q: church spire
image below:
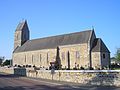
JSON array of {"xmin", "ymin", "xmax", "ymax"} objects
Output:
[
  {"xmin": 92, "ymin": 26, "xmax": 94, "ymax": 31},
  {"xmin": 14, "ymin": 20, "xmax": 30, "ymax": 50},
  {"xmin": 16, "ymin": 20, "xmax": 28, "ymax": 31}
]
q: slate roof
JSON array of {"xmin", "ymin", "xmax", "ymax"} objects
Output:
[
  {"xmin": 92, "ymin": 38, "xmax": 110, "ymax": 53},
  {"xmin": 14, "ymin": 30, "xmax": 92, "ymax": 53}
]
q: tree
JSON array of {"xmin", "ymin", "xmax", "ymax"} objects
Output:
[
  {"xmin": 115, "ymin": 48, "xmax": 120, "ymax": 61},
  {"xmin": 2, "ymin": 60, "xmax": 10, "ymax": 66},
  {"xmin": 0, "ymin": 56, "xmax": 5, "ymax": 65}
]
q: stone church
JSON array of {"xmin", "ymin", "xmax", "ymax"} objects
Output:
[{"xmin": 12, "ymin": 20, "xmax": 110, "ymax": 69}]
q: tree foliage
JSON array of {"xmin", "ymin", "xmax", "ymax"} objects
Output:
[
  {"xmin": 115, "ymin": 48, "xmax": 120, "ymax": 61},
  {"xmin": 2, "ymin": 60, "xmax": 10, "ymax": 66}
]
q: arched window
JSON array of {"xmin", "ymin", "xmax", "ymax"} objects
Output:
[
  {"xmin": 76, "ymin": 51, "xmax": 80, "ymax": 59},
  {"xmin": 47, "ymin": 53, "xmax": 49, "ymax": 64},
  {"xmin": 39, "ymin": 54, "xmax": 41, "ymax": 62},
  {"xmin": 32, "ymin": 55, "xmax": 33, "ymax": 63},
  {"xmin": 61, "ymin": 52, "xmax": 65, "ymax": 60},
  {"xmin": 103, "ymin": 54, "xmax": 105, "ymax": 59},
  {"xmin": 25, "ymin": 55, "xmax": 26, "ymax": 63},
  {"xmin": 15, "ymin": 34, "xmax": 19, "ymax": 40}
]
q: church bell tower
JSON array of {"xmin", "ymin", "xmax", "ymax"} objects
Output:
[{"xmin": 14, "ymin": 20, "xmax": 30, "ymax": 50}]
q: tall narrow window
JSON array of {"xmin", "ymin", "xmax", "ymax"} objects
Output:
[
  {"xmin": 17, "ymin": 34, "xmax": 20, "ymax": 40},
  {"xmin": 76, "ymin": 51, "xmax": 80, "ymax": 59},
  {"xmin": 61, "ymin": 52, "xmax": 65, "ymax": 60},
  {"xmin": 16, "ymin": 34, "xmax": 18, "ymax": 40},
  {"xmin": 47, "ymin": 53, "xmax": 49, "ymax": 64},
  {"xmin": 32, "ymin": 55, "xmax": 33, "ymax": 63},
  {"xmin": 103, "ymin": 54, "xmax": 105, "ymax": 59},
  {"xmin": 39, "ymin": 54, "xmax": 41, "ymax": 62},
  {"xmin": 25, "ymin": 55, "xmax": 26, "ymax": 63}
]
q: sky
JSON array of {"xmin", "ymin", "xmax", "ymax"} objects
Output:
[{"xmin": 0, "ymin": 0, "xmax": 120, "ymax": 59}]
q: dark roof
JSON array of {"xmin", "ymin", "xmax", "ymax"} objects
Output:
[
  {"xmin": 92, "ymin": 38, "xmax": 110, "ymax": 53},
  {"xmin": 14, "ymin": 30, "xmax": 92, "ymax": 53},
  {"xmin": 16, "ymin": 20, "xmax": 28, "ymax": 31}
]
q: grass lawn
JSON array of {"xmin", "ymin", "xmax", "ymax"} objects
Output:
[{"xmin": 112, "ymin": 68, "xmax": 120, "ymax": 70}]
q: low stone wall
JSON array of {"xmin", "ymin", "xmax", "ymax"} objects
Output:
[
  {"xmin": 27, "ymin": 70, "xmax": 120, "ymax": 86},
  {"xmin": 0, "ymin": 67, "xmax": 120, "ymax": 86},
  {"xmin": 0, "ymin": 67, "xmax": 14, "ymax": 74},
  {"xmin": 0, "ymin": 67, "xmax": 34, "ymax": 76}
]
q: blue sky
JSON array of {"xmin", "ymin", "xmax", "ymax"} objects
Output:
[{"xmin": 0, "ymin": 0, "xmax": 120, "ymax": 59}]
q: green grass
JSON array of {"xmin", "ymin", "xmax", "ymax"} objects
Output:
[{"xmin": 111, "ymin": 68, "xmax": 120, "ymax": 70}]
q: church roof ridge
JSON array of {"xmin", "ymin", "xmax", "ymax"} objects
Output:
[{"xmin": 30, "ymin": 30, "xmax": 92, "ymax": 41}]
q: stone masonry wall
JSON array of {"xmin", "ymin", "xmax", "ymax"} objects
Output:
[
  {"xmin": 91, "ymin": 52, "xmax": 110, "ymax": 69},
  {"xmin": 0, "ymin": 67, "xmax": 14, "ymax": 74},
  {"xmin": 1, "ymin": 68, "xmax": 120, "ymax": 86},
  {"xmin": 27, "ymin": 69, "xmax": 120, "ymax": 86},
  {"xmin": 101, "ymin": 52, "xmax": 110, "ymax": 68},
  {"xmin": 91, "ymin": 52, "xmax": 101, "ymax": 69},
  {"xmin": 14, "ymin": 31, "xmax": 22, "ymax": 49},
  {"xmin": 13, "ymin": 43, "xmax": 89, "ymax": 69}
]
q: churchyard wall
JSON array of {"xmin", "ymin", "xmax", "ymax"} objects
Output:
[{"xmin": 0, "ymin": 67, "xmax": 120, "ymax": 86}]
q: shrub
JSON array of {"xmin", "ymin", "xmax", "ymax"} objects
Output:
[
  {"xmin": 61, "ymin": 68, "xmax": 66, "ymax": 70},
  {"xmin": 33, "ymin": 65, "xmax": 36, "ymax": 68},
  {"xmin": 18, "ymin": 65, "xmax": 21, "ymax": 68},
  {"xmin": 89, "ymin": 67, "xmax": 94, "ymax": 70},
  {"xmin": 14, "ymin": 64, "xmax": 17, "ymax": 67},
  {"xmin": 73, "ymin": 67, "xmax": 77, "ymax": 70},
  {"xmin": 80, "ymin": 66, "xmax": 85, "ymax": 70},
  {"xmin": 28, "ymin": 65, "xmax": 31, "ymax": 68}
]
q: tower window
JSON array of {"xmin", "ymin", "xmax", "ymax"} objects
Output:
[
  {"xmin": 61, "ymin": 52, "xmax": 65, "ymax": 60},
  {"xmin": 47, "ymin": 53, "xmax": 49, "ymax": 64},
  {"xmin": 25, "ymin": 55, "xmax": 26, "ymax": 63},
  {"xmin": 17, "ymin": 34, "xmax": 19, "ymax": 40},
  {"xmin": 39, "ymin": 54, "xmax": 41, "ymax": 62},
  {"xmin": 76, "ymin": 51, "xmax": 80, "ymax": 59},
  {"xmin": 15, "ymin": 34, "xmax": 19, "ymax": 40},
  {"xmin": 32, "ymin": 55, "xmax": 33, "ymax": 63},
  {"xmin": 103, "ymin": 54, "xmax": 105, "ymax": 59}
]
